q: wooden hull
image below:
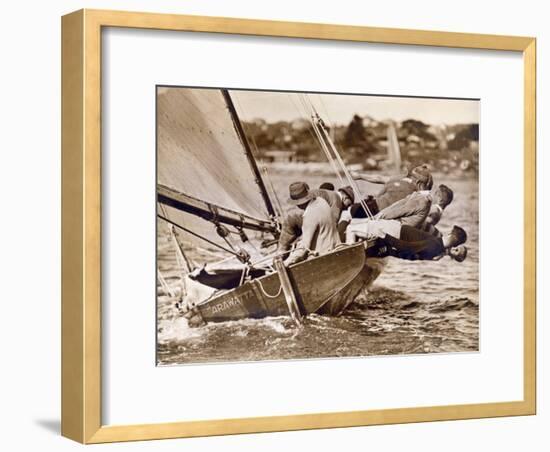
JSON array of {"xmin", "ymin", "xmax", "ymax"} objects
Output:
[
  {"xmin": 317, "ymin": 257, "xmax": 386, "ymax": 316},
  {"xmin": 196, "ymin": 243, "xmax": 366, "ymax": 323}
]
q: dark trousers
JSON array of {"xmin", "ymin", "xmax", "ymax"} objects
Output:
[{"xmin": 349, "ymin": 196, "xmax": 379, "ymax": 218}]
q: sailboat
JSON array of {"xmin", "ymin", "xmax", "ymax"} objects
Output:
[
  {"xmin": 157, "ymin": 87, "xmax": 382, "ymax": 327},
  {"xmin": 386, "ymin": 121, "xmax": 402, "ymax": 173}
]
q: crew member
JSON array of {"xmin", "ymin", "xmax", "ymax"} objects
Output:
[
  {"xmin": 277, "ymin": 184, "xmax": 354, "ymax": 252},
  {"xmin": 283, "ymin": 182, "xmax": 340, "ymax": 266},
  {"xmin": 346, "ymin": 218, "xmax": 468, "ymax": 262},
  {"xmin": 319, "ymin": 182, "xmax": 335, "ymax": 191},
  {"xmin": 312, "ymin": 185, "xmax": 355, "ymax": 224},
  {"xmin": 277, "ymin": 207, "xmax": 304, "ymax": 255},
  {"xmin": 421, "ymin": 184, "xmax": 454, "ymax": 236},
  {"xmin": 349, "ymin": 164, "xmax": 433, "ymax": 217},
  {"xmin": 375, "ymin": 190, "xmax": 432, "ymax": 228}
]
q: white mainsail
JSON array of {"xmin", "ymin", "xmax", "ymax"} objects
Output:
[{"xmin": 157, "ymin": 87, "xmax": 275, "ymax": 255}]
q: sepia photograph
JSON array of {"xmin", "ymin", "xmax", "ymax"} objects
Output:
[{"xmin": 156, "ymin": 86, "xmax": 479, "ymax": 365}]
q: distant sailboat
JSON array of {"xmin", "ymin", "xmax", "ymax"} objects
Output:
[{"xmin": 386, "ymin": 121, "xmax": 402, "ymax": 173}]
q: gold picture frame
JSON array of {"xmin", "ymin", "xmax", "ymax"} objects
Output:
[{"xmin": 61, "ymin": 9, "xmax": 536, "ymax": 444}]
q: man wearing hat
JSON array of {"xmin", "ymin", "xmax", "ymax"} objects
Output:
[
  {"xmin": 277, "ymin": 184, "xmax": 354, "ymax": 254},
  {"xmin": 282, "ymin": 182, "xmax": 341, "ymax": 266}
]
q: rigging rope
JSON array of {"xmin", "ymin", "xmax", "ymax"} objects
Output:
[
  {"xmin": 298, "ymin": 94, "xmax": 346, "ymax": 186},
  {"xmin": 311, "ymin": 116, "xmax": 345, "ymax": 186},
  {"xmin": 314, "ymin": 115, "xmax": 374, "ymax": 220},
  {"xmin": 159, "ymin": 203, "xmax": 189, "ymax": 295},
  {"xmin": 169, "ymin": 225, "xmax": 194, "ymax": 272},
  {"xmin": 157, "ymin": 269, "xmax": 175, "ymax": 298},
  {"xmin": 317, "ymin": 94, "xmax": 334, "ymax": 130},
  {"xmin": 286, "ymin": 94, "xmax": 344, "ymax": 185},
  {"xmin": 219, "ymin": 227, "xmax": 238, "ymax": 252},
  {"xmin": 255, "ymin": 278, "xmax": 284, "ymax": 299},
  {"xmin": 262, "ymin": 166, "xmax": 284, "ymax": 219},
  {"xmin": 158, "ymin": 213, "xmax": 242, "ymax": 258},
  {"xmin": 169, "ymin": 226, "xmax": 190, "ymax": 297},
  {"xmin": 300, "ymin": 94, "xmax": 374, "ymax": 220}
]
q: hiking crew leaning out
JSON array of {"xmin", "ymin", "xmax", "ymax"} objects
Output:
[
  {"xmin": 349, "ymin": 164, "xmax": 434, "ymax": 218},
  {"xmin": 421, "ymin": 184, "xmax": 454, "ymax": 236},
  {"xmin": 375, "ymin": 190, "xmax": 432, "ymax": 228},
  {"xmin": 346, "ymin": 218, "xmax": 468, "ymax": 262}
]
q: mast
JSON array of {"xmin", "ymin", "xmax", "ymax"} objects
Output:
[{"xmin": 221, "ymin": 89, "xmax": 276, "ymax": 218}]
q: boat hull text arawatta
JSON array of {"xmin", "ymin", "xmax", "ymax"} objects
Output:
[{"xmin": 186, "ymin": 243, "xmax": 381, "ymax": 325}]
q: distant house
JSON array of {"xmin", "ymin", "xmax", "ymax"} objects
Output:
[
  {"xmin": 260, "ymin": 150, "xmax": 297, "ymax": 163},
  {"xmin": 362, "ymin": 115, "xmax": 378, "ymax": 128},
  {"xmin": 406, "ymin": 134, "xmax": 422, "ymax": 148}
]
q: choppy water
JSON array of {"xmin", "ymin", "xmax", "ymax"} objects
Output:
[{"xmin": 157, "ymin": 171, "xmax": 479, "ymax": 365}]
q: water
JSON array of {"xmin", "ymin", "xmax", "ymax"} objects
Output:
[{"xmin": 157, "ymin": 169, "xmax": 479, "ymax": 365}]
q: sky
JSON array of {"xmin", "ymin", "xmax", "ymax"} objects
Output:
[{"xmin": 231, "ymin": 90, "xmax": 479, "ymax": 126}]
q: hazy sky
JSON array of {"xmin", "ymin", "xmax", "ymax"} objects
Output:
[{"xmin": 231, "ymin": 90, "xmax": 479, "ymax": 126}]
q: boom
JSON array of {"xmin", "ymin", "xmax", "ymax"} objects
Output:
[{"xmin": 157, "ymin": 184, "xmax": 277, "ymax": 233}]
